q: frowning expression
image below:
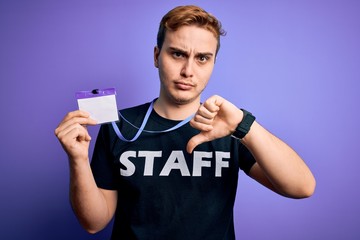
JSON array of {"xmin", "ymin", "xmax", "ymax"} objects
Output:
[{"xmin": 154, "ymin": 25, "xmax": 218, "ymax": 105}]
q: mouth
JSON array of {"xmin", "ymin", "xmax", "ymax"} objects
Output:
[{"xmin": 174, "ymin": 81, "xmax": 194, "ymax": 90}]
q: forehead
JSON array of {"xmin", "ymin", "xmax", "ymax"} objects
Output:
[{"xmin": 163, "ymin": 25, "xmax": 218, "ymax": 53}]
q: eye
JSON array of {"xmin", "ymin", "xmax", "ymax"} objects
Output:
[
  {"xmin": 172, "ymin": 51, "xmax": 185, "ymax": 58},
  {"xmin": 198, "ymin": 55, "xmax": 210, "ymax": 63}
]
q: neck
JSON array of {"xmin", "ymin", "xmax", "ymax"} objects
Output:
[{"xmin": 153, "ymin": 97, "xmax": 200, "ymax": 120}]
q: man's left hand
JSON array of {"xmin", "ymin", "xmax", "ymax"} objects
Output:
[{"xmin": 186, "ymin": 95, "xmax": 243, "ymax": 153}]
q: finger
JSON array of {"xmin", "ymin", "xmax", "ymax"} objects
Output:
[
  {"xmin": 56, "ymin": 124, "xmax": 89, "ymax": 143},
  {"xmin": 56, "ymin": 110, "xmax": 96, "ymax": 134},
  {"xmin": 203, "ymin": 99, "xmax": 220, "ymax": 113},
  {"xmin": 196, "ymin": 104, "xmax": 218, "ymax": 120},
  {"xmin": 56, "ymin": 123, "xmax": 92, "ymax": 143},
  {"xmin": 61, "ymin": 110, "xmax": 91, "ymax": 122},
  {"xmin": 69, "ymin": 125, "xmax": 91, "ymax": 142},
  {"xmin": 192, "ymin": 114, "xmax": 214, "ymax": 126},
  {"xmin": 55, "ymin": 116, "xmax": 97, "ymax": 136},
  {"xmin": 57, "ymin": 127, "xmax": 91, "ymax": 159},
  {"xmin": 189, "ymin": 118, "xmax": 213, "ymax": 132},
  {"xmin": 204, "ymin": 95, "xmax": 225, "ymax": 110},
  {"xmin": 186, "ymin": 133, "xmax": 211, "ymax": 153}
]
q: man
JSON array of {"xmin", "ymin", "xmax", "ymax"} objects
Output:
[{"xmin": 55, "ymin": 5, "xmax": 315, "ymax": 240}]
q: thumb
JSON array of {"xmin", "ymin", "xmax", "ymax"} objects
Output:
[{"xmin": 186, "ymin": 133, "xmax": 210, "ymax": 153}]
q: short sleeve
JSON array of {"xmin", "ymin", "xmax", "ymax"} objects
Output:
[{"xmin": 238, "ymin": 143, "xmax": 256, "ymax": 175}]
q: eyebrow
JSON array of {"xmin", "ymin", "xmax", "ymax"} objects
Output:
[{"xmin": 168, "ymin": 47, "xmax": 214, "ymax": 58}]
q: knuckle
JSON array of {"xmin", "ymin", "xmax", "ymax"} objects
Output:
[{"xmin": 193, "ymin": 114, "xmax": 202, "ymax": 122}]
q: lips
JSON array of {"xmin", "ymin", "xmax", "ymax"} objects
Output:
[{"xmin": 174, "ymin": 81, "xmax": 194, "ymax": 90}]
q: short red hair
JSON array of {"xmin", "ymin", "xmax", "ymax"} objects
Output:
[{"xmin": 157, "ymin": 5, "xmax": 226, "ymax": 55}]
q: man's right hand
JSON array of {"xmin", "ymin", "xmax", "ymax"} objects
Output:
[
  {"xmin": 55, "ymin": 111, "xmax": 117, "ymax": 233},
  {"xmin": 55, "ymin": 110, "xmax": 97, "ymax": 163}
]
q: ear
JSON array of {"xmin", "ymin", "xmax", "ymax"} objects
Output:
[{"xmin": 154, "ymin": 46, "xmax": 160, "ymax": 68}]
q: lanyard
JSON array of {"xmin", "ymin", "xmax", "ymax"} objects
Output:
[{"xmin": 111, "ymin": 100, "xmax": 194, "ymax": 142}]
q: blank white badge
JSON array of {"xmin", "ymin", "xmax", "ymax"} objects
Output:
[{"xmin": 76, "ymin": 88, "xmax": 119, "ymax": 124}]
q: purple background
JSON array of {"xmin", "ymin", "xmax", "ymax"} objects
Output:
[{"xmin": 1, "ymin": 0, "xmax": 359, "ymax": 239}]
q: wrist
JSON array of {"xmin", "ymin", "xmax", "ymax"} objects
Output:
[
  {"xmin": 68, "ymin": 155, "xmax": 90, "ymax": 167},
  {"xmin": 232, "ymin": 109, "xmax": 256, "ymax": 139}
]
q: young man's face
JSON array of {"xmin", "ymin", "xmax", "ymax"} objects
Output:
[{"xmin": 154, "ymin": 25, "xmax": 218, "ymax": 105}]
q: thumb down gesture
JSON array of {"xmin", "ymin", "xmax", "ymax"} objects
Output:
[{"xmin": 186, "ymin": 95, "xmax": 244, "ymax": 153}]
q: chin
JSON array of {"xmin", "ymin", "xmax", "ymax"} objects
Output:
[
  {"xmin": 171, "ymin": 95, "xmax": 196, "ymax": 105},
  {"xmin": 174, "ymin": 98, "xmax": 198, "ymax": 105}
]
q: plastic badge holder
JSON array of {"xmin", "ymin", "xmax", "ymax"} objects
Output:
[{"xmin": 76, "ymin": 88, "xmax": 119, "ymax": 124}]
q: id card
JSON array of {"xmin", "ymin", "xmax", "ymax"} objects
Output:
[{"xmin": 76, "ymin": 88, "xmax": 119, "ymax": 124}]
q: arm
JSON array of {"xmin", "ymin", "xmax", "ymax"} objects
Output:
[
  {"xmin": 243, "ymin": 121, "xmax": 316, "ymax": 198},
  {"xmin": 187, "ymin": 95, "xmax": 316, "ymax": 199},
  {"xmin": 55, "ymin": 111, "xmax": 117, "ymax": 233}
]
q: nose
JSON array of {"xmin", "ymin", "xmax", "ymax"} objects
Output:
[{"xmin": 180, "ymin": 59, "xmax": 194, "ymax": 78}]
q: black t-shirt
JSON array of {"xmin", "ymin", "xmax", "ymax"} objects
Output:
[{"xmin": 91, "ymin": 101, "xmax": 256, "ymax": 240}]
